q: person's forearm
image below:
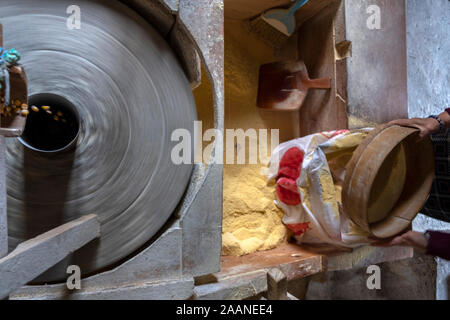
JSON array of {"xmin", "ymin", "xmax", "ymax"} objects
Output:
[
  {"xmin": 426, "ymin": 231, "xmax": 450, "ymax": 261},
  {"xmin": 439, "ymin": 109, "xmax": 450, "ymax": 129}
]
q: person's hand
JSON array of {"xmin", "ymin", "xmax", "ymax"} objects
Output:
[
  {"xmin": 371, "ymin": 231, "xmax": 429, "ymax": 253},
  {"xmin": 389, "ymin": 118, "xmax": 440, "ymax": 139}
]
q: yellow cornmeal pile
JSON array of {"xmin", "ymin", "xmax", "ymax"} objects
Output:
[
  {"xmin": 222, "ymin": 165, "xmax": 288, "ymax": 256},
  {"xmin": 221, "ymin": 20, "xmax": 293, "ymax": 256}
]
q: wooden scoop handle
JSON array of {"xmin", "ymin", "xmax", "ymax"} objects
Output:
[
  {"xmin": 293, "ymin": 69, "xmax": 331, "ymax": 90},
  {"xmin": 302, "ymin": 77, "xmax": 331, "ymax": 89}
]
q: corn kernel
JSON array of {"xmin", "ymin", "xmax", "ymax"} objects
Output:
[
  {"xmin": 21, "ymin": 110, "xmax": 29, "ymax": 117},
  {"xmin": 31, "ymin": 106, "xmax": 39, "ymax": 112},
  {"xmin": 42, "ymin": 106, "xmax": 50, "ymax": 111}
]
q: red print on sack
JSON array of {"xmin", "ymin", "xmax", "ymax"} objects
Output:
[
  {"xmin": 276, "ymin": 177, "xmax": 301, "ymax": 206},
  {"xmin": 278, "ymin": 147, "xmax": 304, "ymax": 180},
  {"xmin": 286, "ymin": 222, "xmax": 310, "ymax": 236},
  {"xmin": 276, "ymin": 147, "xmax": 304, "ymax": 206}
]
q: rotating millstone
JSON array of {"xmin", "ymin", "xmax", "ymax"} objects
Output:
[{"xmin": 1, "ymin": 0, "xmax": 197, "ymax": 282}]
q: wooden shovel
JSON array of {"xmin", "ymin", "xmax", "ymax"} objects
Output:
[
  {"xmin": 257, "ymin": 60, "xmax": 330, "ymax": 111},
  {"xmin": 0, "ymin": 23, "xmax": 28, "ymax": 137}
]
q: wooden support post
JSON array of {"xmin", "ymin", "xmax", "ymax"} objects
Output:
[
  {"xmin": 267, "ymin": 268, "xmax": 288, "ymax": 300},
  {"xmin": 267, "ymin": 268, "xmax": 300, "ymax": 300},
  {"xmin": 0, "ymin": 24, "xmax": 7, "ymax": 259},
  {"xmin": 0, "ymin": 214, "xmax": 101, "ymax": 299}
]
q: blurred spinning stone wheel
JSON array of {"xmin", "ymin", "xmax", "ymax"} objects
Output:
[{"xmin": 1, "ymin": 0, "xmax": 197, "ymax": 282}]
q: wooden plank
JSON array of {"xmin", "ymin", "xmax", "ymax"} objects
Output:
[
  {"xmin": 10, "ymin": 278, "xmax": 195, "ymax": 300},
  {"xmin": 326, "ymin": 246, "xmax": 414, "ymax": 272},
  {"xmin": 220, "ymin": 243, "xmax": 324, "ymax": 281},
  {"xmin": 0, "ymin": 214, "xmax": 100, "ymax": 299},
  {"xmin": 0, "ymin": 24, "xmax": 7, "ymax": 259},
  {"xmin": 194, "ymin": 270, "xmax": 268, "ymax": 300}
]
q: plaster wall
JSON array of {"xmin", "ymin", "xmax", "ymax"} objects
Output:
[{"xmin": 407, "ymin": 0, "xmax": 450, "ymax": 301}]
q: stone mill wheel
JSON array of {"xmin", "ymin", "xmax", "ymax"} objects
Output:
[{"xmin": 1, "ymin": 0, "xmax": 196, "ymax": 282}]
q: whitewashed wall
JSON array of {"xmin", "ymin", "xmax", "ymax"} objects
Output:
[{"xmin": 407, "ymin": 0, "xmax": 450, "ymax": 300}]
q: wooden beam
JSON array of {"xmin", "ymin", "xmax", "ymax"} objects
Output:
[
  {"xmin": 0, "ymin": 214, "xmax": 101, "ymax": 299},
  {"xmin": 0, "ymin": 135, "xmax": 6, "ymax": 259},
  {"xmin": 267, "ymin": 268, "xmax": 288, "ymax": 300},
  {"xmin": 0, "ymin": 24, "xmax": 6, "ymax": 259}
]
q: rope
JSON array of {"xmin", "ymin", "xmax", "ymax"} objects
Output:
[{"xmin": 2, "ymin": 48, "xmax": 21, "ymax": 65}]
